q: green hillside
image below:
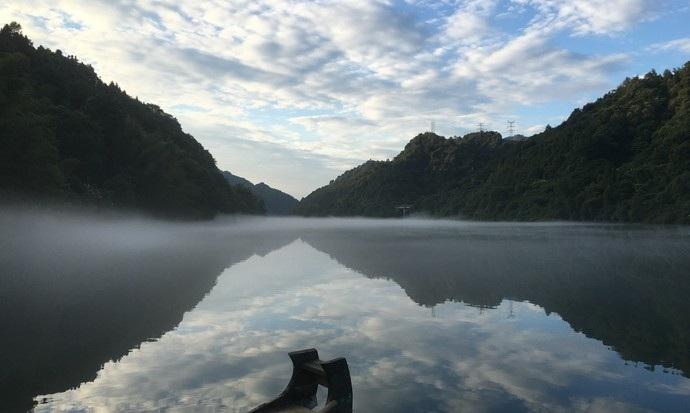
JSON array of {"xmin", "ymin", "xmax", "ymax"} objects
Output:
[
  {"xmin": 297, "ymin": 63, "xmax": 690, "ymax": 223},
  {"xmin": 0, "ymin": 23, "xmax": 263, "ymax": 219}
]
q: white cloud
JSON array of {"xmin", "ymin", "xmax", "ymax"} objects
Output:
[
  {"xmin": 524, "ymin": 124, "xmax": 546, "ymax": 135},
  {"xmin": 444, "ymin": 11, "xmax": 493, "ymax": 45},
  {"xmin": 649, "ymin": 37, "xmax": 690, "ymax": 54},
  {"xmin": 515, "ymin": 0, "xmax": 660, "ymax": 35}
]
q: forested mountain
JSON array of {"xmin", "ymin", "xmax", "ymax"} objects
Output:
[
  {"xmin": 297, "ymin": 63, "xmax": 690, "ymax": 224},
  {"xmin": 222, "ymin": 171, "xmax": 298, "ymax": 215},
  {"xmin": 222, "ymin": 170, "xmax": 254, "ymax": 188},
  {"xmin": 0, "ymin": 23, "xmax": 263, "ymax": 219}
]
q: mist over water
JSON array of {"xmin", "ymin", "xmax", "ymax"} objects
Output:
[{"xmin": 2, "ymin": 206, "xmax": 690, "ymax": 412}]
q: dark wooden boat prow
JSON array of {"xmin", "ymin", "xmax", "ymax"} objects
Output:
[{"xmin": 249, "ymin": 349, "xmax": 352, "ymax": 413}]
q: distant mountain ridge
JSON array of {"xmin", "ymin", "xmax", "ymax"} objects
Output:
[
  {"xmin": 0, "ymin": 23, "xmax": 263, "ymax": 218},
  {"xmin": 222, "ymin": 171, "xmax": 298, "ymax": 215},
  {"xmin": 297, "ymin": 63, "xmax": 690, "ymax": 224},
  {"xmin": 222, "ymin": 171, "xmax": 254, "ymax": 188}
]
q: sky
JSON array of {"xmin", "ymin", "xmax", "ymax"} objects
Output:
[{"xmin": 2, "ymin": 1, "xmax": 690, "ymax": 198}]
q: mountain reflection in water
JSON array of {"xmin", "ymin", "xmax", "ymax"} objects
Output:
[
  {"xmin": 1, "ymin": 212, "xmax": 689, "ymax": 412},
  {"xmin": 301, "ymin": 225, "xmax": 690, "ymax": 378},
  {"xmin": 0, "ymin": 210, "xmax": 296, "ymax": 412}
]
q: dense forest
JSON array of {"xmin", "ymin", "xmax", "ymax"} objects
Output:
[
  {"xmin": 0, "ymin": 23, "xmax": 263, "ymax": 218},
  {"xmin": 297, "ymin": 63, "xmax": 690, "ymax": 223},
  {"xmin": 222, "ymin": 171, "xmax": 298, "ymax": 215}
]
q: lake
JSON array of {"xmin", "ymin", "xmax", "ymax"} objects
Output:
[{"xmin": 2, "ymin": 209, "xmax": 690, "ymax": 412}]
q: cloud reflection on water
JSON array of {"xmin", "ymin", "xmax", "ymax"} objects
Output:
[{"xmin": 35, "ymin": 239, "xmax": 690, "ymax": 413}]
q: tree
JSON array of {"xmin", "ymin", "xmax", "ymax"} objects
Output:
[{"xmin": 0, "ymin": 25, "xmax": 264, "ymax": 218}]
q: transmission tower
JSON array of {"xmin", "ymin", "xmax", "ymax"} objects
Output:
[
  {"xmin": 430, "ymin": 120, "xmax": 436, "ymax": 134},
  {"xmin": 478, "ymin": 122, "xmax": 485, "ymax": 133},
  {"xmin": 507, "ymin": 120, "xmax": 515, "ymax": 136}
]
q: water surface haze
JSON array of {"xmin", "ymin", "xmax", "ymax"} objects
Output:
[{"xmin": 1, "ymin": 207, "xmax": 690, "ymax": 412}]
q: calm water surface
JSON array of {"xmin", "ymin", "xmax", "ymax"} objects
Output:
[{"xmin": 2, "ymin": 211, "xmax": 690, "ymax": 412}]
